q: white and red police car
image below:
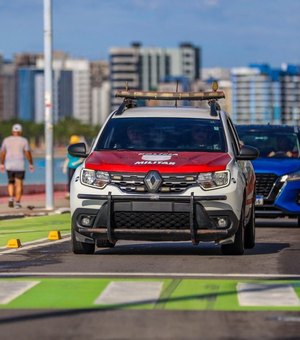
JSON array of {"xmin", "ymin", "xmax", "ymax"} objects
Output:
[{"xmin": 69, "ymin": 86, "xmax": 258, "ymax": 255}]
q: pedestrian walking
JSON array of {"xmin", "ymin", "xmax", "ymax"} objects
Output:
[
  {"xmin": 62, "ymin": 134, "xmax": 84, "ymax": 199},
  {"xmin": 0, "ymin": 123, "xmax": 34, "ymax": 208}
]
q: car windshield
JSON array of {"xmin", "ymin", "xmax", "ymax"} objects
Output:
[
  {"xmin": 95, "ymin": 117, "xmax": 226, "ymax": 152},
  {"xmin": 237, "ymin": 129, "xmax": 300, "ymax": 158}
]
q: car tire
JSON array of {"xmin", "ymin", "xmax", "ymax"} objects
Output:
[
  {"xmin": 244, "ymin": 204, "xmax": 255, "ymax": 249},
  {"xmin": 96, "ymin": 239, "xmax": 116, "ymax": 248},
  {"xmin": 71, "ymin": 227, "xmax": 95, "ymax": 254},
  {"xmin": 221, "ymin": 208, "xmax": 245, "ymax": 255}
]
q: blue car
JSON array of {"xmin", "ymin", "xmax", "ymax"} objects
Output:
[{"xmin": 236, "ymin": 125, "xmax": 300, "ymax": 226}]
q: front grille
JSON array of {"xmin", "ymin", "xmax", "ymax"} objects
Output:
[
  {"xmin": 113, "ymin": 212, "xmax": 190, "ymax": 229},
  {"xmin": 255, "ymin": 173, "xmax": 278, "ymax": 198},
  {"xmin": 110, "ymin": 172, "xmax": 197, "ymax": 193}
]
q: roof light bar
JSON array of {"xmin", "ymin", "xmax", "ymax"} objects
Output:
[{"xmin": 115, "ymin": 90, "xmax": 225, "ymax": 101}]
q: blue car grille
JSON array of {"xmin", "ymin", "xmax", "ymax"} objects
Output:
[{"xmin": 255, "ymin": 173, "xmax": 278, "ymax": 198}]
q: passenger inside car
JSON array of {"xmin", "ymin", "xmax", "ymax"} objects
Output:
[
  {"xmin": 191, "ymin": 127, "xmax": 209, "ymax": 148},
  {"xmin": 267, "ymin": 138, "xmax": 296, "ymax": 158},
  {"xmin": 149, "ymin": 127, "xmax": 167, "ymax": 148},
  {"xmin": 126, "ymin": 125, "xmax": 147, "ymax": 149}
]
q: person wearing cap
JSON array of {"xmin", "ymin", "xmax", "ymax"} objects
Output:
[
  {"xmin": 62, "ymin": 135, "xmax": 84, "ymax": 199},
  {"xmin": 0, "ymin": 123, "xmax": 34, "ymax": 208}
]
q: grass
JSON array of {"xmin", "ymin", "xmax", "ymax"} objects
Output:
[{"xmin": 0, "ymin": 214, "xmax": 71, "ymax": 247}]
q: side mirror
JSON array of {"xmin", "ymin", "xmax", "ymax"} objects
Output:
[
  {"xmin": 68, "ymin": 143, "xmax": 88, "ymax": 158},
  {"xmin": 236, "ymin": 145, "xmax": 259, "ymax": 160}
]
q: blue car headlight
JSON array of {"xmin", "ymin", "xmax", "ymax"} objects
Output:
[{"xmin": 280, "ymin": 171, "xmax": 300, "ymax": 182}]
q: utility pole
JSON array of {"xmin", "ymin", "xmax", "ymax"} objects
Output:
[{"xmin": 44, "ymin": 0, "xmax": 54, "ymax": 210}]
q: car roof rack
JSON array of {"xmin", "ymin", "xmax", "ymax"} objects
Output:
[{"xmin": 114, "ymin": 81, "xmax": 225, "ymax": 116}]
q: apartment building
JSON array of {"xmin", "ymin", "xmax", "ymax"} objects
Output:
[
  {"xmin": 281, "ymin": 64, "xmax": 300, "ymax": 125},
  {"xmin": 231, "ymin": 64, "xmax": 300, "ymax": 125},
  {"xmin": 18, "ymin": 67, "xmax": 43, "ymax": 121},
  {"xmin": 90, "ymin": 61, "xmax": 110, "ymax": 125},
  {"xmin": 109, "ymin": 42, "xmax": 201, "ymax": 110},
  {"xmin": 0, "ymin": 59, "xmax": 16, "ymax": 120},
  {"xmin": 231, "ymin": 65, "xmax": 281, "ymax": 124},
  {"xmin": 36, "ymin": 55, "xmax": 91, "ymax": 124}
]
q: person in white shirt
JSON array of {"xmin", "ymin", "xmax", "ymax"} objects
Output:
[{"xmin": 0, "ymin": 124, "xmax": 34, "ymax": 208}]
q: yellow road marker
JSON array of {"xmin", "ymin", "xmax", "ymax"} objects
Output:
[
  {"xmin": 7, "ymin": 239, "xmax": 22, "ymax": 248},
  {"xmin": 48, "ymin": 231, "xmax": 61, "ymax": 240}
]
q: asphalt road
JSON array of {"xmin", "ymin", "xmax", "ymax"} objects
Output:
[{"xmin": 0, "ymin": 218, "xmax": 300, "ymax": 339}]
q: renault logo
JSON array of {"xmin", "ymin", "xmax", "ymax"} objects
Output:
[{"xmin": 144, "ymin": 171, "xmax": 162, "ymax": 193}]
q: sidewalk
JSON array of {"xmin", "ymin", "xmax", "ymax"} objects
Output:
[{"xmin": 0, "ymin": 190, "xmax": 70, "ymax": 219}]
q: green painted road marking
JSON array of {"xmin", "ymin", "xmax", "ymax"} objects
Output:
[
  {"xmin": 0, "ymin": 278, "xmax": 300, "ymax": 311},
  {"xmin": 0, "ymin": 214, "xmax": 70, "ymax": 246}
]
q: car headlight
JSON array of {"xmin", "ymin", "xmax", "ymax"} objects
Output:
[
  {"xmin": 197, "ymin": 170, "xmax": 230, "ymax": 190},
  {"xmin": 280, "ymin": 171, "xmax": 300, "ymax": 182},
  {"xmin": 81, "ymin": 169, "xmax": 110, "ymax": 188}
]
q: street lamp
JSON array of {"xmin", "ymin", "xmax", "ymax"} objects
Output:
[{"xmin": 44, "ymin": 0, "xmax": 54, "ymax": 210}]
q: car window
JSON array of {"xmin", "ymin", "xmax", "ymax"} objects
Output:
[
  {"xmin": 237, "ymin": 129, "xmax": 300, "ymax": 158},
  {"xmin": 95, "ymin": 117, "xmax": 227, "ymax": 152},
  {"xmin": 226, "ymin": 117, "xmax": 241, "ymax": 156}
]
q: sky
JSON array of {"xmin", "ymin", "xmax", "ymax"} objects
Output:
[{"xmin": 0, "ymin": 0, "xmax": 300, "ymax": 68}]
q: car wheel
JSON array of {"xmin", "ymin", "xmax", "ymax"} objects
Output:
[
  {"xmin": 71, "ymin": 226, "xmax": 95, "ymax": 254},
  {"xmin": 221, "ymin": 208, "xmax": 245, "ymax": 255},
  {"xmin": 244, "ymin": 203, "xmax": 255, "ymax": 249},
  {"xmin": 96, "ymin": 239, "xmax": 116, "ymax": 248}
]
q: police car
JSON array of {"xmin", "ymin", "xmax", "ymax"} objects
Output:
[{"xmin": 69, "ymin": 85, "xmax": 258, "ymax": 255}]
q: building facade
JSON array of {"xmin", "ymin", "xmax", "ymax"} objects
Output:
[
  {"xmin": 109, "ymin": 42, "xmax": 201, "ymax": 110},
  {"xmin": 0, "ymin": 60, "xmax": 17, "ymax": 121},
  {"xmin": 231, "ymin": 65, "xmax": 282, "ymax": 124},
  {"xmin": 280, "ymin": 64, "xmax": 300, "ymax": 125},
  {"xmin": 18, "ymin": 67, "xmax": 43, "ymax": 121},
  {"xmin": 231, "ymin": 64, "xmax": 300, "ymax": 125},
  {"xmin": 37, "ymin": 56, "xmax": 91, "ymax": 124}
]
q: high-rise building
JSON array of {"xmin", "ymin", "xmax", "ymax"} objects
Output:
[
  {"xmin": 231, "ymin": 65, "xmax": 282, "ymax": 124},
  {"xmin": 18, "ymin": 66, "xmax": 73, "ymax": 123},
  {"xmin": 18, "ymin": 67, "xmax": 43, "ymax": 121},
  {"xmin": 90, "ymin": 61, "xmax": 110, "ymax": 125},
  {"xmin": 280, "ymin": 64, "xmax": 300, "ymax": 125},
  {"xmin": 109, "ymin": 42, "xmax": 201, "ymax": 110},
  {"xmin": 14, "ymin": 53, "xmax": 42, "ymax": 67},
  {"xmin": 91, "ymin": 80, "xmax": 111, "ymax": 126},
  {"xmin": 231, "ymin": 64, "xmax": 300, "ymax": 125},
  {"xmin": 0, "ymin": 60, "xmax": 17, "ymax": 120},
  {"xmin": 34, "ymin": 72, "xmax": 44, "ymax": 123},
  {"xmin": 201, "ymin": 69, "xmax": 232, "ymax": 114},
  {"xmin": 37, "ymin": 55, "xmax": 91, "ymax": 124}
]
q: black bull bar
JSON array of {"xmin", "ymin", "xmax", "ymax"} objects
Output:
[{"xmin": 76, "ymin": 193, "xmax": 237, "ymax": 245}]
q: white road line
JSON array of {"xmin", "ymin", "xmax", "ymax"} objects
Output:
[
  {"xmin": 0, "ymin": 272, "xmax": 300, "ymax": 279},
  {"xmin": 94, "ymin": 281, "xmax": 163, "ymax": 305},
  {"xmin": 0, "ymin": 281, "xmax": 39, "ymax": 304},
  {"xmin": 237, "ymin": 283, "xmax": 300, "ymax": 306},
  {"xmin": 0, "ymin": 236, "xmax": 71, "ymax": 254}
]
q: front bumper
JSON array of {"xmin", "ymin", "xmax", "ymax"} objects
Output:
[
  {"xmin": 72, "ymin": 192, "xmax": 239, "ymax": 245},
  {"xmin": 255, "ymin": 180, "xmax": 300, "ymax": 218}
]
